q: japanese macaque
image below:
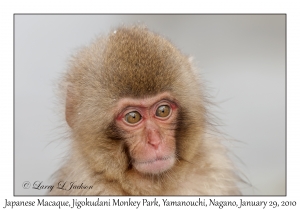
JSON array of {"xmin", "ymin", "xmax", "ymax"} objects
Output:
[{"xmin": 49, "ymin": 25, "xmax": 241, "ymax": 195}]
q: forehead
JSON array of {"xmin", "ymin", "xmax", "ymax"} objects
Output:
[{"xmin": 114, "ymin": 92, "xmax": 176, "ymax": 111}]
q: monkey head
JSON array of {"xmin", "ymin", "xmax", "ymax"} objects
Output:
[{"xmin": 63, "ymin": 26, "xmax": 208, "ymax": 189}]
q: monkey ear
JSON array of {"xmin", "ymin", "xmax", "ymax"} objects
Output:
[{"xmin": 65, "ymin": 87, "xmax": 76, "ymax": 128}]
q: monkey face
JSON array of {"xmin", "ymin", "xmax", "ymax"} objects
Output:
[{"xmin": 115, "ymin": 92, "xmax": 178, "ymax": 175}]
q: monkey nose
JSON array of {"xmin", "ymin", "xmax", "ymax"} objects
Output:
[{"xmin": 147, "ymin": 129, "xmax": 162, "ymax": 150}]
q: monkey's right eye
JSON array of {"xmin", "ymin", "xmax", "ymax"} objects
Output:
[{"xmin": 124, "ymin": 111, "xmax": 142, "ymax": 124}]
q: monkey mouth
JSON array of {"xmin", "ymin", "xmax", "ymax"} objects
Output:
[
  {"xmin": 137, "ymin": 156, "xmax": 172, "ymax": 164},
  {"xmin": 133, "ymin": 156, "xmax": 175, "ymax": 174}
]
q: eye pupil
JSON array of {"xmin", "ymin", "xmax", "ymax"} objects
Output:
[
  {"xmin": 156, "ymin": 105, "xmax": 170, "ymax": 118},
  {"xmin": 125, "ymin": 111, "xmax": 141, "ymax": 124}
]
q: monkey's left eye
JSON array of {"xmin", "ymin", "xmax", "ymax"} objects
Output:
[
  {"xmin": 156, "ymin": 105, "xmax": 171, "ymax": 118},
  {"xmin": 125, "ymin": 111, "xmax": 142, "ymax": 124}
]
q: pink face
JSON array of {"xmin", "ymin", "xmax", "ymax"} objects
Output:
[{"xmin": 115, "ymin": 92, "xmax": 178, "ymax": 174}]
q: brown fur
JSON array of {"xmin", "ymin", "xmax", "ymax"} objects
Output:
[{"xmin": 49, "ymin": 25, "xmax": 241, "ymax": 195}]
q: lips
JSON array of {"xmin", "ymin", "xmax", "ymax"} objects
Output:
[{"xmin": 133, "ymin": 156, "xmax": 175, "ymax": 174}]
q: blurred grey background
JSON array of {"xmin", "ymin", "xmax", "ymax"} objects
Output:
[{"xmin": 15, "ymin": 14, "xmax": 285, "ymax": 195}]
